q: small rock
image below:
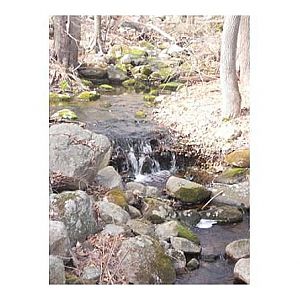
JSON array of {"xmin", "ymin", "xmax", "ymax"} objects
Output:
[
  {"xmin": 213, "ymin": 167, "xmax": 249, "ymax": 185},
  {"xmin": 126, "ymin": 219, "xmax": 155, "ymax": 236},
  {"xmin": 234, "ymin": 258, "xmax": 250, "ymax": 284},
  {"xmin": 155, "ymin": 221, "xmax": 179, "ymax": 241},
  {"xmin": 51, "ymin": 109, "xmax": 77, "ymax": 121},
  {"xmin": 104, "ymin": 188, "xmax": 128, "ymax": 209},
  {"xmin": 170, "ymin": 237, "xmax": 201, "ymax": 254},
  {"xmin": 127, "ymin": 205, "xmax": 142, "ymax": 219},
  {"xmin": 95, "ymin": 166, "xmax": 123, "ymax": 190},
  {"xmin": 166, "ymin": 249, "xmax": 186, "ymax": 274},
  {"xmin": 145, "ymin": 186, "xmax": 159, "ymax": 197},
  {"xmin": 125, "ymin": 182, "xmax": 146, "ymax": 194},
  {"xmin": 225, "ymin": 239, "xmax": 250, "ymax": 260},
  {"xmin": 81, "ymin": 266, "xmax": 101, "ymax": 283},
  {"xmin": 96, "ymin": 201, "xmax": 130, "ymax": 225},
  {"xmin": 101, "ymin": 224, "xmax": 129, "ymax": 236},
  {"xmin": 186, "ymin": 258, "xmax": 199, "ymax": 271},
  {"xmin": 49, "ymin": 255, "xmax": 65, "ymax": 284},
  {"xmin": 225, "ymin": 149, "xmax": 250, "ymax": 168}
]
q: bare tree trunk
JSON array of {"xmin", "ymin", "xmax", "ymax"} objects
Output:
[
  {"xmin": 53, "ymin": 15, "xmax": 81, "ymax": 68},
  {"xmin": 236, "ymin": 16, "xmax": 250, "ymax": 86},
  {"xmin": 94, "ymin": 15, "xmax": 103, "ymax": 54},
  {"xmin": 220, "ymin": 15, "xmax": 241, "ymax": 119}
]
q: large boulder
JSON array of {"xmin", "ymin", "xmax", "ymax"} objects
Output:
[
  {"xmin": 166, "ymin": 176, "xmax": 211, "ymax": 203},
  {"xmin": 49, "ymin": 221, "xmax": 71, "ymax": 259},
  {"xmin": 49, "ymin": 123, "xmax": 112, "ymax": 190},
  {"xmin": 225, "ymin": 239, "xmax": 250, "ymax": 261},
  {"xmin": 234, "ymin": 258, "xmax": 250, "ymax": 284},
  {"xmin": 225, "ymin": 149, "xmax": 250, "ymax": 168},
  {"xmin": 117, "ymin": 235, "xmax": 176, "ymax": 284},
  {"xmin": 94, "ymin": 166, "xmax": 123, "ymax": 190},
  {"xmin": 49, "ymin": 191, "xmax": 98, "ymax": 246},
  {"xmin": 49, "ymin": 255, "xmax": 65, "ymax": 284},
  {"xmin": 96, "ymin": 201, "xmax": 130, "ymax": 225}
]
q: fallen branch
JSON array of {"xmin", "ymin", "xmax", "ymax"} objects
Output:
[{"xmin": 201, "ymin": 190, "xmax": 223, "ymax": 210}]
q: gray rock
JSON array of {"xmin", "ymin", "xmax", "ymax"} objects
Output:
[
  {"xmin": 225, "ymin": 239, "xmax": 250, "ymax": 260},
  {"xmin": 125, "ymin": 182, "xmax": 146, "ymax": 194},
  {"xmin": 107, "ymin": 65, "xmax": 128, "ymax": 82},
  {"xmin": 49, "ymin": 221, "xmax": 71, "ymax": 259},
  {"xmin": 211, "ymin": 182, "xmax": 250, "ymax": 208},
  {"xmin": 198, "ymin": 205, "xmax": 243, "ymax": 224},
  {"xmin": 177, "ymin": 209, "xmax": 201, "ymax": 226},
  {"xmin": 117, "ymin": 235, "xmax": 176, "ymax": 284},
  {"xmin": 49, "ymin": 191, "xmax": 98, "ymax": 246},
  {"xmin": 127, "ymin": 205, "xmax": 142, "ymax": 219},
  {"xmin": 49, "ymin": 255, "xmax": 65, "ymax": 284},
  {"xmin": 155, "ymin": 220, "xmax": 179, "ymax": 241},
  {"xmin": 166, "ymin": 176, "xmax": 211, "ymax": 203},
  {"xmin": 142, "ymin": 197, "xmax": 177, "ymax": 224},
  {"xmin": 145, "ymin": 186, "xmax": 159, "ymax": 197},
  {"xmin": 170, "ymin": 237, "xmax": 201, "ymax": 254},
  {"xmin": 166, "ymin": 249, "xmax": 186, "ymax": 274},
  {"xmin": 49, "ymin": 123, "xmax": 112, "ymax": 190},
  {"xmin": 78, "ymin": 66, "xmax": 107, "ymax": 79},
  {"xmin": 94, "ymin": 166, "xmax": 123, "ymax": 190},
  {"xmin": 81, "ymin": 266, "xmax": 101, "ymax": 283},
  {"xmin": 186, "ymin": 258, "xmax": 199, "ymax": 271},
  {"xmin": 126, "ymin": 219, "xmax": 155, "ymax": 236},
  {"xmin": 96, "ymin": 201, "xmax": 130, "ymax": 225},
  {"xmin": 101, "ymin": 224, "xmax": 129, "ymax": 236},
  {"xmin": 234, "ymin": 258, "xmax": 250, "ymax": 284}
]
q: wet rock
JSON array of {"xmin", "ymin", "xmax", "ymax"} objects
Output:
[
  {"xmin": 177, "ymin": 209, "xmax": 201, "ymax": 227},
  {"xmin": 170, "ymin": 237, "xmax": 201, "ymax": 254},
  {"xmin": 126, "ymin": 219, "xmax": 155, "ymax": 237},
  {"xmin": 101, "ymin": 224, "xmax": 130, "ymax": 237},
  {"xmin": 166, "ymin": 249, "xmax": 186, "ymax": 274},
  {"xmin": 104, "ymin": 188, "xmax": 128, "ymax": 209},
  {"xmin": 186, "ymin": 258, "xmax": 199, "ymax": 271},
  {"xmin": 117, "ymin": 235, "xmax": 176, "ymax": 284},
  {"xmin": 225, "ymin": 239, "xmax": 250, "ymax": 260},
  {"xmin": 166, "ymin": 176, "xmax": 211, "ymax": 203},
  {"xmin": 96, "ymin": 201, "xmax": 130, "ymax": 225},
  {"xmin": 107, "ymin": 64, "xmax": 128, "ymax": 82},
  {"xmin": 198, "ymin": 205, "xmax": 243, "ymax": 224},
  {"xmin": 49, "ymin": 255, "xmax": 65, "ymax": 284},
  {"xmin": 142, "ymin": 197, "xmax": 177, "ymax": 224},
  {"xmin": 49, "ymin": 221, "xmax": 71, "ymax": 260},
  {"xmin": 77, "ymin": 66, "xmax": 108, "ymax": 79},
  {"xmin": 49, "ymin": 191, "xmax": 98, "ymax": 246},
  {"xmin": 225, "ymin": 149, "xmax": 250, "ymax": 168},
  {"xmin": 49, "ymin": 123, "xmax": 112, "ymax": 190},
  {"xmin": 211, "ymin": 182, "xmax": 250, "ymax": 208},
  {"xmin": 78, "ymin": 91, "xmax": 100, "ymax": 101},
  {"xmin": 127, "ymin": 205, "xmax": 142, "ymax": 219},
  {"xmin": 94, "ymin": 166, "xmax": 123, "ymax": 190},
  {"xmin": 234, "ymin": 258, "xmax": 250, "ymax": 284},
  {"xmin": 81, "ymin": 266, "xmax": 101, "ymax": 284},
  {"xmin": 214, "ymin": 167, "xmax": 249, "ymax": 185},
  {"xmin": 125, "ymin": 182, "xmax": 146, "ymax": 194}
]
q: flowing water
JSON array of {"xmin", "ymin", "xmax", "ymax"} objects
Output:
[{"xmin": 50, "ymin": 90, "xmax": 250, "ymax": 284}]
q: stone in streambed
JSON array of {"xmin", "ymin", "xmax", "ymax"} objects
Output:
[
  {"xmin": 225, "ymin": 148, "xmax": 250, "ymax": 168},
  {"xmin": 166, "ymin": 176, "xmax": 211, "ymax": 203},
  {"xmin": 234, "ymin": 258, "xmax": 250, "ymax": 284},
  {"xmin": 95, "ymin": 166, "xmax": 123, "ymax": 190},
  {"xmin": 225, "ymin": 239, "xmax": 250, "ymax": 261},
  {"xmin": 214, "ymin": 167, "xmax": 249, "ymax": 184}
]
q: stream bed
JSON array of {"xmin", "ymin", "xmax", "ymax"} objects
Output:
[{"xmin": 50, "ymin": 90, "xmax": 250, "ymax": 284}]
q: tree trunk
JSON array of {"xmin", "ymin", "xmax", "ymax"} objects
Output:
[
  {"xmin": 53, "ymin": 15, "xmax": 81, "ymax": 68},
  {"xmin": 94, "ymin": 15, "xmax": 103, "ymax": 54},
  {"xmin": 220, "ymin": 15, "xmax": 241, "ymax": 119},
  {"xmin": 236, "ymin": 16, "xmax": 250, "ymax": 86}
]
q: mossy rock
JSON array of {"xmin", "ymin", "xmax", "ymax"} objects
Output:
[
  {"xmin": 134, "ymin": 82, "xmax": 148, "ymax": 92},
  {"xmin": 50, "ymin": 109, "xmax": 78, "ymax": 121},
  {"xmin": 225, "ymin": 149, "xmax": 250, "ymax": 168},
  {"xmin": 105, "ymin": 188, "xmax": 128, "ymax": 209},
  {"xmin": 159, "ymin": 82, "xmax": 184, "ymax": 91},
  {"xmin": 139, "ymin": 40, "xmax": 155, "ymax": 50},
  {"xmin": 81, "ymin": 79, "xmax": 93, "ymax": 87},
  {"xmin": 127, "ymin": 47, "xmax": 147, "ymax": 57},
  {"xmin": 122, "ymin": 78, "xmax": 136, "ymax": 88},
  {"xmin": 65, "ymin": 272, "xmax": 82, "ymax": 284},
  {"xmin": 135, "ymin": 110, "xmax": 147, "ymax": 119},
  {"xmin": 49, "ymin": 92, "xmax": 71, "ymax": 101},
  {"xmin": 140, "ymin": 65, "xmax": 153, "ymax": 76},
  {"xmin": 78, "ymin": 91, "xmax": 100, "ymax": 101},
  {"xmin": 214, "ymin": 167, "xmax": 249, "ymax": 185},
  {"xmin": 176, "ymin": 222, "xmax": 200, "ymax": 244},
  {"xmin": 99, "ymin": 84, "xmax": 114, "ymax": 91},
  {"xmin": 149, "ymin": 89, "xmax": 159, "ymax": 96},
  {"xmin": 143, "ymin": 94, "xmax": 156, "ymax": 102},
  {"xmin": 115, "ymin": 63, "xmax": 129, "ymax": 73},
  {"xmin": 133, "ymin": 73, "xmax": 149, "ymax": 82}
]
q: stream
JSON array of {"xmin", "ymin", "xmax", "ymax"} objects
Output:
[{"xmin": 50, "ymin": 90, "xmax": 250, "ymax": 284}]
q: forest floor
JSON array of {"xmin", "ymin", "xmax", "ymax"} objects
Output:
[{"xmin": 152, "ymin": 80, "xmax": 250, "ymax": 167}]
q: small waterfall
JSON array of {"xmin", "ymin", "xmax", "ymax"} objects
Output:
[{"xmin": 110, "ymin": 138, "xmax": 177, "ymax": 184}]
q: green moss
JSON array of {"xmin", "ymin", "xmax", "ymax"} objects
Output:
[
  {"xmin": 81, "ymin": 79, "xmax": 93, "ymax": 87},
  {"xmin": 127, "ymin": 48, "xmax": 147, "ymax": 57},
  {"xmin": 122, "ymin": 78, "xmax": 136, "ymax": 87},
  {"xmin": 116, "ymin": 63, "xmax": 129, "ymax": 73},
  {"xmin": 59, "ymin": 80, "xmax": 69, "ymax": 92},
  {"xmin": 135, "ymin": 110, "xmax": 147, "ymax": 119},
  {"xmin": 174, "ymin": 186, "xmax": 211, "ymax": 203},
  {"xmin": 65, "ymin": 272, "xmax": 82, "ymax": 284},
  {"xmin": 149, "ymin": 89, "xmax": 159, "ymax": 96},
  {"xmin": 99, "ymin": 84, "xmax": 114, "ymax": 91},
  {"xmin": 106, "ymin": 188, "xmax": 128, "ymax": 209},
  {"xmin": 143, "ymin": 94, "xmax": 156, "ymax": 102},
  {"xmin": 78, "ymin": 91, "xmax": 100, "ymax": 101},
  {"xmin": 222, "ymin": 167, "xmax": 248, "ymax": 178},
  {"xmin": 138, "ymin": 40, "xmax": 155, "ymax": 50},
  {"xmin": 49, "ymin": 92, "xmax": 71, "ymax": 101},
  {"xmin": 133, "ymin": 73, "xmax": 148, "ymax": 82},
  {"xmin": 176, "ymin": 223, "xmax": 200, "ymax": 244},
  {"xmin": 159, "ymin": 82, "xmax": 184, "ymax": 91},
  {"xmin": 51, "ymin": 109, "xmax": 78, "ymax": 120},
  {"xmin": 140, "ymin": 65, "xmax": 152, "ymax": 76}
]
